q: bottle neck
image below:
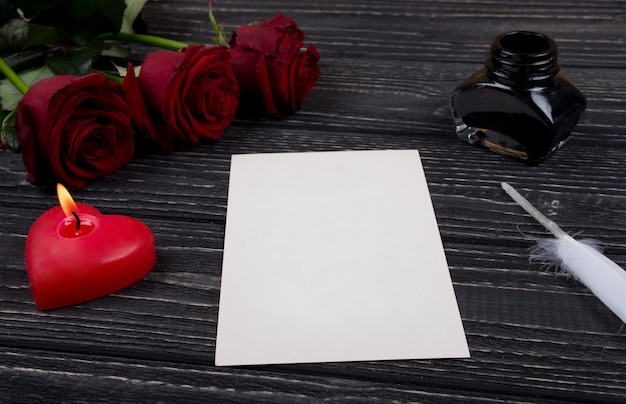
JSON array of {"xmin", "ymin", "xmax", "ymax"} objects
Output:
[{"xmin": 486, "ymin": 31, "xmax": 560, "ymax": 87}]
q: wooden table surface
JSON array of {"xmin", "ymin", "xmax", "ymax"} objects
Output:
[{"xmin": 2, "ymin": 0, "xmax": 625, "ymax": 402}]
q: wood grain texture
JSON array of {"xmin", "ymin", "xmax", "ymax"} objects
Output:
[{"xmin": 2, "ymin": 0, "xmax": 626, "ymax": 402}]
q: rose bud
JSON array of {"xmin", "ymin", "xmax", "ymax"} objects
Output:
[
  {"xmin": 228, "ymin": 13, "xmax": 320, "ymax": 118},
  {"xmin": 136, "ymin": 45, "xmax": 240, "ymax": 151},
  {"xmin": 16, "ymin": 74, "xmax": 136, "ymax": 188}
]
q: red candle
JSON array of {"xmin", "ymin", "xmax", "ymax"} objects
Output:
[{"xmin": 25, "ymin": 184, "xmax": 156, "ymax": 310}]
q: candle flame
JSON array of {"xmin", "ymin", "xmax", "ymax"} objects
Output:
[{"xmin": 56, "ymin": 183, "xmax": 79, "ymax": 217}]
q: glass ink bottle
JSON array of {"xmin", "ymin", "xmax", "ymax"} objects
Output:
[{"xmin": 450, "ymin": 31, "xmax": 586, "ymax": 164}]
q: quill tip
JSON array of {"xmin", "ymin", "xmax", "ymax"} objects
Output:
[
  {"xmin": 501, "ymin": 182, "xmax": 520, "ymax": 202},
  {"xmin": 501, "ymin": 182, "xmax": 569, "ymax": 240}
]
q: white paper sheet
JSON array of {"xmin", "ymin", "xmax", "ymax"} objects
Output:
[{"xmin": 215, "ymin": 150, "xmax": 469, "ymax": 366}]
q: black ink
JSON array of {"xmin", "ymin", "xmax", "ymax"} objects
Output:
[{"xmin": 450, "ymin": 31, "xmax": 586, "ymax": 164}]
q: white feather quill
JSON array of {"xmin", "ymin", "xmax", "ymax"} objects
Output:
[{"xmin": 501, "ymin": 182, "xmax": 626, "ymax": 323}]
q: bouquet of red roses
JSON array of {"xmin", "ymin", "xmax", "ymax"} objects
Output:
[{"xmin": 0, "ymin": 0, "xmax": 320, "ymax": 188}]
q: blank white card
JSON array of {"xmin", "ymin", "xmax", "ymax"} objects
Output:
[{"xmin": 215, "ymin": 150, "xmax": 469, "ymax": 366}]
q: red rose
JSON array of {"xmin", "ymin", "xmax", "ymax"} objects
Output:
[
  {"xmin": 16, "ymin": 74, "xmax": 136, "ymax": 188},
  {"xmin": 134, "ymin": 45, "xmax": 240, "ymax": 151},
  {"xmin": 228, "ymin": 13, "xmax": 320, "ymax": 118}
]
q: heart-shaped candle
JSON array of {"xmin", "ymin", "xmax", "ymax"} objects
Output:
[{"xmin": 25, "ymin": 184, "xmax": 156, "ymax": 310}]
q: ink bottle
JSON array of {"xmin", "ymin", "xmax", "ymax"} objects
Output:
[{"xmin": 449, "ymin": 31, "xmax": 586, "ymax": 164}]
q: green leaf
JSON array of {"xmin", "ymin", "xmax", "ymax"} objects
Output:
[
  {"xmin": 120, "ymin": 0, "xmax": 148, "ymax": 34},
  {"xmin": 0, "ymin": 18, "xmax": 61, "ymax": 51},
  {"xmin": 10, "ymin": 0, "xmax": 127, "ymax": 47},
  {"xmin": 0, "ymin": 64, "xmax": 54, "ymax": 109},
  {"xmin": 0, "ymin": 18, "xmax": 28, "ymax": 50},
  {"xmin": 22, "ymin": 22, "xmax": 62, "ymax": 48},
  {"xmin": 64, "ymin": 0, "xmax": 126, "ymax": 45},
  {"xmin": 44, "ymin": 40, "xmax": 103, "ymax": 76}
]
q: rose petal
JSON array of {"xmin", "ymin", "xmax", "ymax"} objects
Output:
[
  {"xmin": 16, "ymin": 74, "xmax": 135, "ymax": 188},
  {"xmin": 138, "ymin": 49, "xmax": 187, "ymax": 115},
  {"xmin": 122, "ymin": 63, "xmax": 156, "ymax": 141},
  {"xmin": 138, "ymin": 46, "xmax": 239, "ymax": 146},
  {"xmin": 229, "ymin": 46, "xmax": 277, "ymax": 117}
]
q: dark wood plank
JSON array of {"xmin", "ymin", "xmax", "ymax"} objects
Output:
[{"xmin": 2, "ymin": 0, "xmax": 626, "ymax": 402}]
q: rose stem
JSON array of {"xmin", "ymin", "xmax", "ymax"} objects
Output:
[
  {"xmin": 209, "ymin": 0, "xmax": 229, "ymax": 47},
  {"xmin": 0, "ymin": 57, "xmax": 29, "ymax": 95},
  {"xmin": 95, "ymin": 70, "xmax": 122, "ymax": 84},
  {"xmin": 99, "ymin": 33, "xmax": 188, "ymax": 51}
]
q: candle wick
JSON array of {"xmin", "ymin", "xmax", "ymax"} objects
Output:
[{"xmin": 71, "ymin": 211, "xmax": 81, "ymax": 230}]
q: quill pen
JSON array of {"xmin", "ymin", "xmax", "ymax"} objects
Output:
[{"xmin": 501, "ymin": 182, "xmax": 626, "ymax": 323}]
